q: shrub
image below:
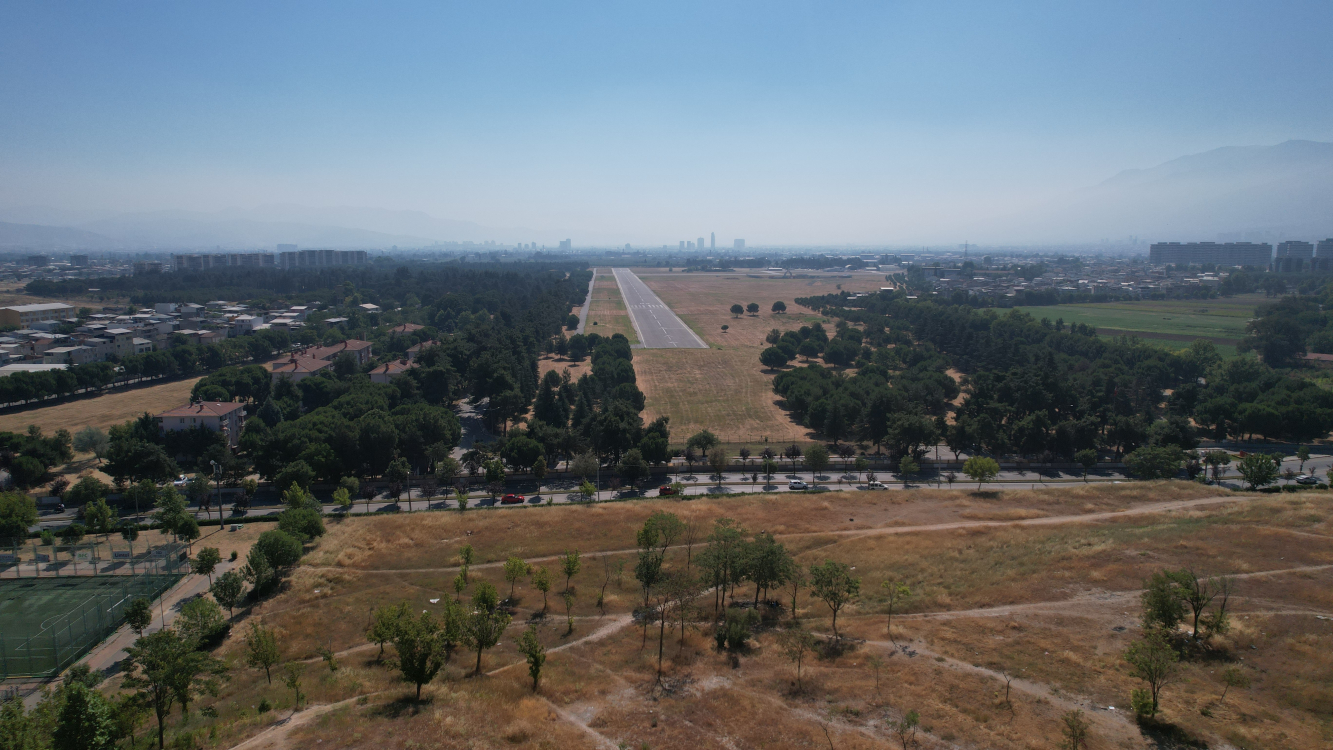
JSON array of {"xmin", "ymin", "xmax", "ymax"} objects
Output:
[
  {"xmin": 178, "ymin": 597, "xmax": 228, "ymax": 647},
  {"xmin": 253, "ymin": 529, "xmax": 303, "ymax": 570},
  {"xmin": 715, "ymin": 607, "xmax": 759, "ymax": 650},
  {"xmin": 277, "ymin": 507, "xmax": 324, "ymax": 541}
]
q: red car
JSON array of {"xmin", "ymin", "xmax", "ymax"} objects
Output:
[
  {"xmin": 658, "ymin": 485, "xmax": 677, "ymax": 496},
  {"xmin": 501, "ymin": 493, "xmax": 525, "ymax": 504}
]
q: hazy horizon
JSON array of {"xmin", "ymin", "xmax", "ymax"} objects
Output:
[{"xmin": 3, "ymin": 2, "xmax": 1331, "ymax": 246}]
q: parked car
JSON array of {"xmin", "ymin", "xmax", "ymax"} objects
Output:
[
  {"xmin": 866, "ymin": 480, "xmax": 887, "ymax": 490},
  {"xmin": 172, "ymin": 475, "xmax": 188, "ymax": 487},
  {"xmin": 658, "ymin": 485, "xmax": 677, "ymax": 496},
  {"xmin": 1296, "ymin": 474, "xmax": 1319, "ymax": 485},
  {"xmin": 788, "ymin": 479, "xmax": 808, "ymax": 490},
  {"xmin": 501, "ymin": 493, "xmax": 525, "ymax": 504}
]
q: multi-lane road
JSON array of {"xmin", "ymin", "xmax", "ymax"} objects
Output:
[{"xmin": 611, "ymin": 268, "xmax": 708, "ymax": 348}]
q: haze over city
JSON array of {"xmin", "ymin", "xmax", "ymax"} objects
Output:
[{"xmin": 3, "ymin": 1, "xmax": 1332, "ymax": 247}]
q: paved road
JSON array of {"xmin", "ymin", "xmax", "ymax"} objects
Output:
[
  {"xmin": 575, "ymin": 270, "xmax": 596, "ymax": 334},
  {"xmin": 611, "ymin": 267, "xmax": 707, "ymax": 348}
]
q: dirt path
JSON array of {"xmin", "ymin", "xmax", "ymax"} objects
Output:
[
  {"xmin": 304, "ymin": 493, "xmax": 1252, "ymax": 578},
  {"xmin": 227, "ymin": 693, "xmax": 374, "ymax": 750}
]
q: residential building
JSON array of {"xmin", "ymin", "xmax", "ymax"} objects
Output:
[
  {"xmin": 388, "ymin": 323, "xmax": 425, "ymax": 335},
  {"xmin": 41, "ymin": 346, "xmax": 97, "ymax": 366},
  {"xmin": 559, "ymin": 239, "xmax": 571, "ymax": 251},
  {"xmin": 269, "ymin": 355, "xmax": 333, "ymax": 383},
  {"xmin": 1318, "ymin": 239, "xmax": 1333, "ymax": 258},
  {"xmin": 156, "ymin": 401, "xmax": 246, "ymax": 447},
  {"xmin": 370, "ymin": 359, "xmax": 417, "ymax": 384},
  {"xmin": 697, "ymin": 237, "xmax": 706, "ymax": 251},
  {"xmin": 306, "ymin": 339, "xmax": 374, "ymax": 366},
  {"xmin": 1147, "ymin": 242, "xmax": 1272, "ymax": 267},
  {"xmin": 405, "ymin": 340, "xmax": 439, "ymax": 361},
  {"xmin": 1276, "ymin": 240, "xmax": 1314, "ymax": 258},
  {"xmin": 0, "ymin": 303, "xmax": 75, "ymax": 328}
]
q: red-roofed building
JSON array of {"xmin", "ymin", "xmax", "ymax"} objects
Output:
[
  {"xmin": 305, "ymin": 339, "xmax": 374, "ymax": 366},
  {"xmin": 405, "ymin": 340, "xmax": 439, "ymax": 361},
  {"xmin": 157, "ymin": 402, "xmax": 246, "ymax": 447},
  {"xmin": 389, "ymin": 323, "xmax": 425, "ymax": 335},
  {"xmin": 269, "ymin": 355, "xmax": 333, "ymax": 383},
  {"xmin": 370, "ymin": 358, "xmax": 418, "ymax": 384}
]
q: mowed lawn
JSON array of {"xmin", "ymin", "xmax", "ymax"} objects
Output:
[
  {"xmin": 634, "ymin": 272, "xmax": 888, "ymax": 444},
  {"xmin": 1013, "ymin": 294, "xmax": 1262, "ymax": 353},
  {"xmin": 0, "ymin": 376, "xmax": 204, "ymax": 435},
  {"xmin": 585, "ymin": 269, "xmax": 638, "ymax": 344}
]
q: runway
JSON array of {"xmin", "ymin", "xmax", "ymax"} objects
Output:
[{"xmin": 610, "ymin": 268, "xmax": 709, "ymax": 349}]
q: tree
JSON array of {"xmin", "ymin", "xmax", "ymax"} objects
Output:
[
  {"xmin": 126, "ymin": 597, "xmax": 154, "ymax": 636},
  {"xmin": 746, "ymin": 302, "xmax": 759, "ymax": 315},
  {"xmin": 53, "ymin": 682, "xmax": 116, "ymax": 750},
  {"xmin": 191, "ymin": 547, "xmax": 221, "ymax": 586},
  {"xmin": 274, "ymin": 460, "xmax": 314, "ymax": 493},
  {"xmin": 177, "ymin": 597, "xmax": 227, "ymax": 646},
  {"xmin": 1140, "ymin": 570, "xmax": 1185, "ymax": 632},
  {"xmin": 892, "ymin": 709, "xmax": 920, "ymax": 750},
  {"xmin": 707, "ymin": 446, "xmax": 728, "ymax": 480},
  {"xmin": 531, "ymin": 566, "xmax": 552, "ymax": 613},
  {"xmin": 1075, "ymin": 449, "xmax": 1097, "ymax": 482},
  {"xmin": 83, "ymin": 498, "xmax": 118, "ymax": 543},
  {"xmin": 1236, "ymin": 452, "xmax": 1279, "ymax": 490},
  {"xmin": 962, "ymin": 456, "xmax": 1000, "ymax": 490},
  {"xmin": 686, "ymin": 430, "xmax": 720, "ymax": 457},
  {"xmin": 1171, "ymin": 569, "xmax": 1230, "ymax": 641},
  {"xmin": 394, "ymin": 609, "xmax": 448, "ymax": 701},
  {"xmin": 211, "ymin": 571, "xmax": 244, "ymax": 620},
  {"xmin": 254, "ymin": 529, "xmax": 303, "ymax": 570},
  {"xmin": 1124, "ymin": 630, "xmax": 1178, "ymax": 716},
  {"xmin": 771, "ymin": 300, "xmax": 787, "ymax": 313},
  {"xmin": 1297, "ymin": 445, "xmax": 1310, "ymax": 473},
  {"xmin": 283, "ymin": 662, "xmax": 306, "ymax": 710},
  {"xmin": 368, "ymin": 602, "xmax": 407, "ymax": 658},
  {"xmin": 516, "ymin": 625, "xmax": 546, "ymax": 692},
  {"xmin": 809, "ymin": 560, "xmax": 860, "ymax": 639},
  {"xmin": 152, "ymin": 488, "xmax": 190, "ymax": 539},
  {"xmin": 881, "ymin": 580, "xmax": 912, "ymax": 645},
  {"xmin": 617, "ymin": 449, "xmax": 648, "ymax": 487},
  {"xmin": 805, "ymin": 444, "xmax": 830, "ymax": 478},
  {"xmin": 121, "ymin": 628, "xmax": 225, "ymax": 750},
  {"xmin": 759, "ymin": 347, "xmax": 790, "ymax": 370},
  {"xmin": 897, "ymin": 455, "xmax": 919, "ymax": 480},
  {"xmin": 0, "ymin": 493, "xmax": 37, "ymax": 540},
  {"xmin": 1124, "ymin": 445, "xmax": 1184, "ymax": 480},
  {"xmin": 1219, "ymin": 665, "xmax": 1250, "ymax": 702},
  {"xmin": 559, "ymin": 549, "xmax": 581, "ymax": 592},
  {"xmin": 776, "ymin": 626, "xmax": 816, "ymax": 691},
  {"xmin": 73, "ymin": 426, "xmax": 110, "ymax": 463},
  {"xmin": 243, "ymin": 622, "xmax": 281, "ymax": 684},
  {"xmin": 462, "ymin": 582, "xmax": 512, "ymax": 676},
  {"xmin": 503, "ymin": 556, "xmax": 530, "ymax": 601},
  {"xmin": 562, "ymin": 589, "xmax": 576, "ymax": 634},
  {"xmin": 571, "ymin": 451, "xmax": 598, "ymax": 482},
  {"xmin": 1060, "ymin": 710, "xmax": 1090, "ymax": 750},
  {"xmin": 729, "ymin": 304, "xmax": 744, "ymax": 318},
  {"xmin": 783, "ymin": 443, "xmax": 803, "ymax": 474},
  {"xmin": 386, "ymin": 457, "xmax": 411, "ymax": 508},
  {"xmin": 241, "ymin": 546, "xmax": 274, "ymax": 594},
  {"xmin": 743, "ymin": 532, "xmax": 795, "ymax": 605},
  {"xmin": 332, "ymin": 487, "xmax": 352, "ymax": 511}
]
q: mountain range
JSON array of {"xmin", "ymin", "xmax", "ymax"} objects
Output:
[{"xmin": 2, "ymin": 140, "xmax": 1331, "ymax": 249}]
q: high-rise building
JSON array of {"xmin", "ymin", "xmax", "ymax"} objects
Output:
[
  {"xmin": 733, "ymin": 239, "xmax": 745, "ymax": 250},
  {"xmin": 1318, "ymin": 239, "xmax": 1333, "ymax": 258},
  {"xmin": 1148, "ymin": 242, "xmax": 1270, "ymax": 267},
  {"xmin": 710, "ymin": 232, "xmax": 715, "ymax": 250},
  {"xmin": 697, "ymin": 237, "xmax": 706, "ymax": 252},
  {"xmin": 559, "ymin": 239, "xmax": 572, "ymax": 250},
  {"xmin": 679, "ymin": 241, "xmax": 686, "ymax": 250},
  {"xmin": 1276, "ymin": 241, "xmax": 1314, "ymax": 258}
]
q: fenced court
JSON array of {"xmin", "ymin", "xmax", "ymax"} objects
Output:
[{"xmin": 0, "ymin": 544, "xmax": 187, "ymax": 678}]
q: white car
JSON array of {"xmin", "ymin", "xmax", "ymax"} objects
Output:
[
  {"xmin": 788, "ymin": 479, "xmax": 808, "ymax": 490},
  {"xmin": 1296, "ymin": 474, "xmax": 1319, "ymax": 485},
  {"xmin": 172, "ymin": 475, "xmax": 188, "ymax": 487},
  {"xmin": 866, "ymin": 480, "xmax": 887, "ymax": 490}
]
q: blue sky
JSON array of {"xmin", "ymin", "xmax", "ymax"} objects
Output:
[{"xmin": 2, "ymin": 1, "xmax": 1331, "ymax": 244}]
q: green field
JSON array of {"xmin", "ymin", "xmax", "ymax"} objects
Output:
[
  {"xmin": 1013, "ymin": 295, "xmax": 1263, "ymax": 355},
  {"xmin": 0, "ymin": 574, "xmax": 179, "ymax": 677}
]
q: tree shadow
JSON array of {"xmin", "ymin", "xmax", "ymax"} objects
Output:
[{"xmin": 371, "ymin": 696, "xmax": 430, "ymax": 719}]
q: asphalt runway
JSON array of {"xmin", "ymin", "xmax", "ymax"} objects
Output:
[{"xmin": 611, "ymin": 268, "xmax": 709, "ymax": 348}]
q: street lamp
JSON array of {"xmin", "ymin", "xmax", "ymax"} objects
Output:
[{"xmin": 210, "ymin": 460, "xmax": 222, "ymax": 527}]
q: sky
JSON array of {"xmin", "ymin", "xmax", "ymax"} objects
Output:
[{"xmin": 2, "ymin": 1, "xmax": 1331, "ymax": 245}]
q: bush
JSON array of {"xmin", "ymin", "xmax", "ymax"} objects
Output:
[
  {"xmin": 253, "ymin": 529, "xmax": 303, "ymax": 570},
  {"xmin": 63, "ymin": 475, "xmax": 110, "ymax": 506},
  {"xmin": 277, "ymin": 507, "xmax": 324, "ymax": 541},
  {"xmin": 715, "ymin": 607, "xmax": 760, "ymax": 650},
  {"xmin": 1130, "ymin": 688, "xmax": 1154, "ymax": 718},
  {"xmin": 10, "ymin": 456, "xmax": 46, "ymax": 489},
  {"xmin": 273, "ymin": 460, "xmax": 314, "ymax": 492}
]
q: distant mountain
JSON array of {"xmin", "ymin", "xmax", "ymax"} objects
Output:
[
  {"xmin": 974, "ymin": 140, "xmax": 1333, "ymax": 243},
  {"xmin": 0, "ymin": 221, "xmax": 119, "ymax": 249},
  {"xmin": 74, "ymin": 210, "xmax": 442, "ymax": 250}
]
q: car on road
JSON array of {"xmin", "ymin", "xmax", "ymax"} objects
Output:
[
  {"xmin": 501, "ymin": 493, "xmax": 525, "ymax": 504},
  {"xmin": 1296, "ymin": 474, "xmax": 1319, "ymax": 485},
  {"xmin": 788, "ymin": 480, "xmax": 808, "ymax": 490},
  {"xmin": 658, "ymin": 485, "xmax": 677, "ymax": 496},
  {"xmin": 173, "ymin": 475, "xmax": 188, "ymax": 487},
  {"xmin": 866, "ymin": 480, "xmax": 887, "ymax": 489}
]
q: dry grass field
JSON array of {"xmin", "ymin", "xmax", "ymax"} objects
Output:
[
  {"xmin": 633, "ymin": 271, "xmax": 888, "ymax": 445},
  {"xmin": 0, "ymin": 376, "xmax": 204, "ymax": 435},
  {"xmin": 585, "ymin": 270, "xmax": 639, "ymax": 344},
  {"xmin": 107, "ymin": 481, "xmax": 1333, "ymax": 750}
]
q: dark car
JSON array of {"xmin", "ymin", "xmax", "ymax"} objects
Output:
[
  {"xmin": 658, "ymin": 485, "xmax": 677, "ymax": 496},
  {"xmin": 501, "ymin": 493, "xmax": 525, "ymax": 504}
]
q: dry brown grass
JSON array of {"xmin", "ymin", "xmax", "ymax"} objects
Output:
[
  {"xmin": 100, "ymin": 484, "xmax": 1333, "ymax": 750},
  {"xmin": 0, "ymin": 376, "xmax": 203, "ymax": 435},
  {"xmin": 625, "ymin": 272, "xmax": 887, "ymax": 444},
  {"xmin": 585, "ymin": 269, "xmax": 638, "ymax": 344}
]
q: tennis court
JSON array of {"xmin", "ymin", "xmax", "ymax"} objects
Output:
[{"xmin": 0, "ymin": 573, "xmax": 181, "ymax": 678}]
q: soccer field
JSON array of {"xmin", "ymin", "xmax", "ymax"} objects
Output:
[{"xmin": 0, "ymin": 574, "xmax": 179, "ymax": 678}]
